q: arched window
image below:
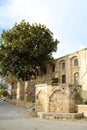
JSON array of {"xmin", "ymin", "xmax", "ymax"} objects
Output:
[
  {"xmin": 62, "ymin": 75, "xmax": 66, "ymax": 83},
  {"xmin": 43, "ymin": 68, "xmax": 46, "ymax": 74},
  {"xmin": 74, "ymin": 72, "xmax": 79, "ymax": 85},
  {"xmin": 74, "ymin": 58, "xmax": 78, "ymax": 66},
  {"xmin": 52, "ymin": 64, "xmax": 55, "ymax": 72},
  {"xmin": 62, "ymin": 62, "xmax": 65, "ymax": 70}
]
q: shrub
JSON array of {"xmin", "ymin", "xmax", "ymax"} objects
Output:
[
  {"xmin": 85, "ymin": 100, "xmax": 87, "ymax": 105},
  {"xmin": 0, "ymin": 89, "xmax": 8, "ymax": 97},
  {"xmin": 75, "ymin": 92, "xmax": 83, "ymax": 104}
]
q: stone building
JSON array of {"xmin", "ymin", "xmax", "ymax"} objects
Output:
[
  {"xmin": 16, "ymin": 48, "xmax": 87, "ymax": 110},
  {"xmin": 35, "ymin": 48, "xmax": 87, "ymax": 115},
  {"xmin": 37, "ymin": 48, "xmax": 87, "ymax": 100}
]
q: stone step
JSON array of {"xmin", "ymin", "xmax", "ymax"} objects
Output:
[{"xmin": 37, "ymin": 112, "xmax": 83, "ymax": 120}]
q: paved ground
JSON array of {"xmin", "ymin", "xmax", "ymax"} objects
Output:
[{"xmin": 0, "ymin": 99, "xmax": 87, "ymax": 130}]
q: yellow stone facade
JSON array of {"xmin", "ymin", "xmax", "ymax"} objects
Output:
[
  {"xmin": 16, "ymin": 48, "xmax": 87, "ymax": 110},
  {"xmin": 37, "ymin": 48, "xmax": 87, "ymax": 100},
  {"xmin": 35, "ymin": 84, "xmax": 76, "ymax": 113}
]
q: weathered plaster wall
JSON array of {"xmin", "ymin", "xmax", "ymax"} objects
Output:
[
  {"xmin": 76, "ymin": 105, "xmax": 87, "ymax": 117},
  {"xmin": 35, "ymin": 84, "xmax": 76, "ymax": 113}
]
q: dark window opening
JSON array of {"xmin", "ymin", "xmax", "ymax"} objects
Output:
[
  {"xmin": 52, "ymin": 64, "xmax": 55, "ymax": 72},
  {"xmin": 44, "ymin": 68, "xmax": 46, "ymax": 74},
  {"xmin": 37, "ymin": 71, "xmax": 39, "ymax": 76},
  {"xmin": 62, "ymin": 75, "xmax": 66, "ymax": 83},
  {"xmin": 52, "ymin": 77, "xmax": 58, "ymax": 83}
]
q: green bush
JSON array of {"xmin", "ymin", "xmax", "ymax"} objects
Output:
[
  {"xmin": 75, "ymin": 92, "xmax": 83, "ymax": 104},
  {"xmin": 8, "ymin": 95, "xmax": 12, "ymax": 99},
  {"xmin": 85, "ymin": 100, "xmax": 87, "ymax": 105},
  {"xmin": 12, "ymin": 95, "xmax": 16, "ymax": 99},
  {"xmin": 0, "ymin": 89, "xmax": 8, "ymax": 97}
]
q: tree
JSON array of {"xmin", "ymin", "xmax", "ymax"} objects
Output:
[{"xmin": 0, "ymin": 20, "xmax": 59, "ymax": 81}]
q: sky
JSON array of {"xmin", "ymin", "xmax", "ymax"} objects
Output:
[{"xmin": 0, "ymin": 0, "xmax": 87, "ymax": 58}]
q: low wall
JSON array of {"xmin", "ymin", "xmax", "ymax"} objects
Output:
[
  {"xmin": 76, "ymin": 105, "xmax": 87, "ymax": 117},
  {"xmin": 37, "ymin": 112, "xmax": 83, "ymax": 120},
  {"xmin": 36, "ymin": 84, "xmax": 76, "ymax": 113},
  {"xmin": 7, "ymin": 99, "xmax": 16, "ymax": 105}
]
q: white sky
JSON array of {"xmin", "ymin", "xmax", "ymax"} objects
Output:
[{"xmin": 0, "ymin": 0, "xmax": 87, "ymax": 58}]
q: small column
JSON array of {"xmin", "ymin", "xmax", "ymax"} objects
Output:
[
  {"xmin": 24, "ymin": 81, "xmax": 28, "ymax": 104},
  {"xmin": 16, "ymin": 82, "xmax": 21, "ymax": 105},
  {"xmin": 68, "ymin": 85, "xmax": 76, "ymax": 112}
]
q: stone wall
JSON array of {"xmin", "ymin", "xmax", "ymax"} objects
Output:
[
  {"xmin": 35, "ymin": 84, "xmax": 76, "ymax": 113},
  {"xmin": 36, "ymin": 48, "xmax": 87, "ymax": 101},
  {"xmin": 76, "ymin": 105, "xmax": 87, "ymax": 117},
  {"xmin": 35, "ymin": 84, "xmax": 48, "ymax": 112},
  {"xmin": 16, "ymin": 81, "xmax": 35, "ymax": 106},
  {"xmin": 16, "ymin": 48, "xmax": 87, "ymax": 113}
]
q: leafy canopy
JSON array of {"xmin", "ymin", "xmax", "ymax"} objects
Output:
[{"xmin": 0, "ymin": 20, "xmax": 59, "ymax": 81}]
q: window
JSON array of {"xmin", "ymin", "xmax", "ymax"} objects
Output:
[
  {"xmin": 43, "ymin": 68, "xmax": 46, "ymax": 74},
  {"xmin": 62, "ymin": 75, "xmax": 66, "ymax": 83},
  {"xmin": 62, "ymin": 62, "xmax": 65, "ymax": 70},
  {"xmin": 52, "ymin": 77, "xmax": 58, "ymax": 83},
  {"xmin": 52, "ymin": 64, "xmax": 55, "ymax": 72},
  {"xmin": 37, "ymin": 71, "xmax": 39, "ymax": 76},
  {"xmin": 74, "ymin": 58, "xmax": 78, "ymax": 66},
  {"xmin": 74, "ymin": 72, "xmax": 79, "ymax": 85}
]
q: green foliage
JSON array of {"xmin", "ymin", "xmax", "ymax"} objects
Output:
[
  {"xmin": 75, "ymin": 92, "xmax": 83, "ymax": 104},
  {"xmin": 28, "ymin": 95, "xmax": 35, "ymax": 103},
  {"xmin": 0, "ymin": 78, "xmax": 7, "ymax": 89},
  {"xmin": 0, "ymin": 89, "xmax": 8, "ymax": 97},
  {"xmin": 9, "ymin": 95, "xmax": 16, "ymax": 99},
  {"xmin": 28, "ymin": 89, "xmax": 35, "ymax": 103},
  {"xmin": 85, "ymin": 100, "xmax": 87, "ymax": 105},
  {"xmin": 0, "ymin": 20, "xmax": 59, "ymax": 81},
  {"xmin": 0, "ymin": 83, "xmax": 7, "ymax": 89}
]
